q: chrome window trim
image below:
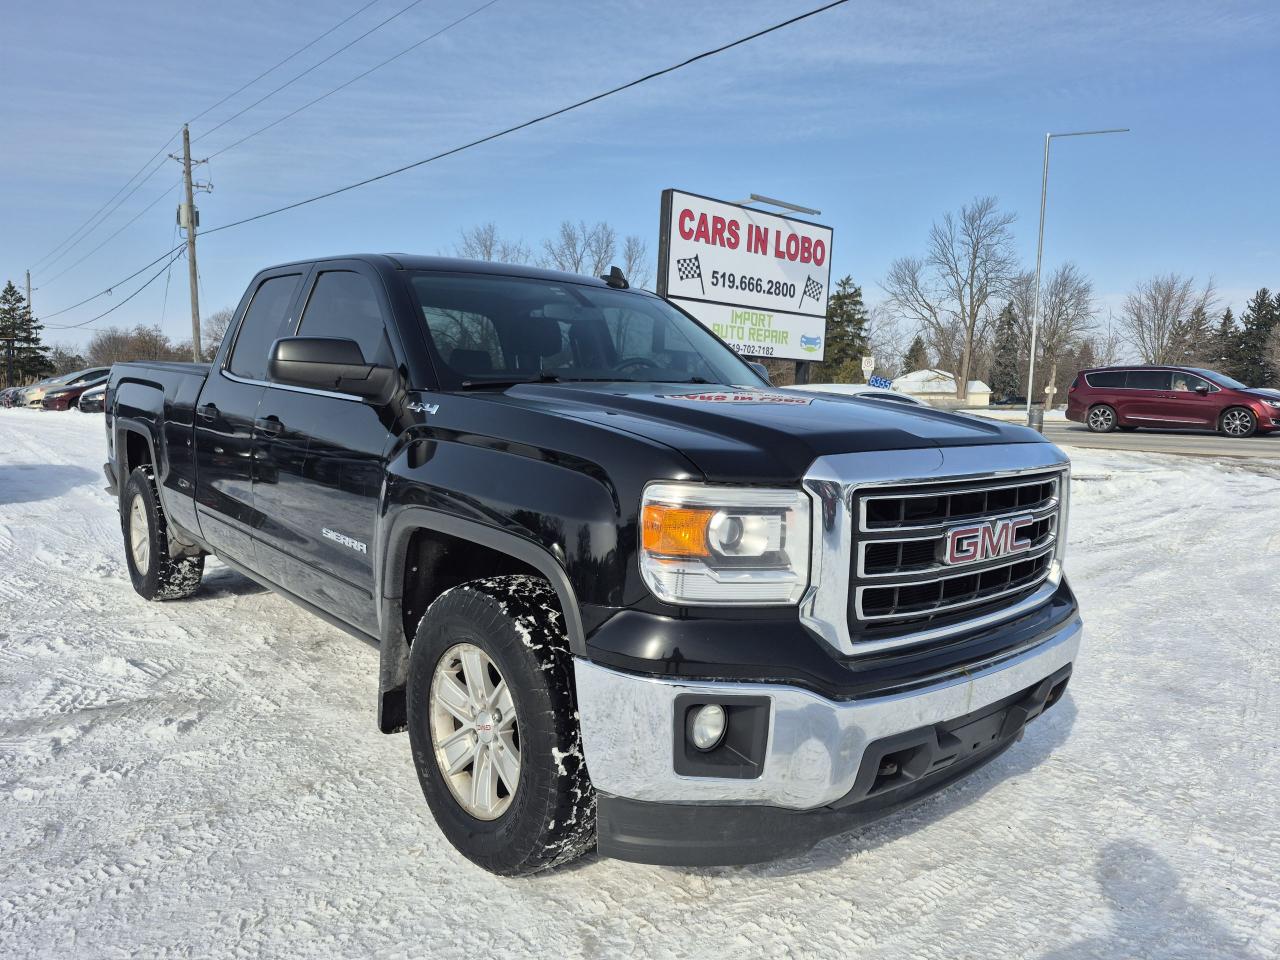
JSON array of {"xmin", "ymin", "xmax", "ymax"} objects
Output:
[
  {"xmin": 800, "ymin": 444, "xmax": 1071, "ymax": 657},
  {"xmin": 220, "ymin": 368, "xmax": 364, "ymax": 403}
]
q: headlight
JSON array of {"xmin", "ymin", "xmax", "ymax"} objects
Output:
[
  {"xmin": 1264, "ymin": 399, "xmax": 1280, "ymax": 410},
  {"xmin": 639, "ymin": 482, "xmax": 810, "ymax": 605}
]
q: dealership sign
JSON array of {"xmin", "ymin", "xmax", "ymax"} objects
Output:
[{"xmin": 657, "ymin": 189, "xmax": 834, "ymax": 362}]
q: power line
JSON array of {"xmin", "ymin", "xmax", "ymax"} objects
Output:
[
  {"xmin": 188, "ymin": 0, "xmax": 383, "ymax": 126},
  {"xmin": 208, "ymin": 0, "xmax": 502, "ymax": 161},
  {"xmin": 42, "ymin": 242, "xmax": 186, "ymax": 321},
  {"xmin": 192, "ymin": 0, "xmax": 428, "ymax": 146},
  {"xmin": 45, "ymin": 248, "xmax": 188, "ymax": 330},
  {"xmin": 42, "ymin": 0, "xmax": 851, "ymax": 326},
  {"xmin": 202, "ymin": 0, "xmax": 852, "ymax": 236},
  {"xmin": 28, "ymin": 130, "xmax": 179, "ymax": 272},
  {"xmin": 41, "ymin": 178, "xmax": 183, "ymax": 287}
]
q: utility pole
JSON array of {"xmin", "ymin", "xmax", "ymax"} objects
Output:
[
  {"xmin": 181, "ymin": 124, "xmax": 202, "ymax": 362},
  {"xmin": 25, "ymin": 270, "xmax": 32, "ymax": 317}
]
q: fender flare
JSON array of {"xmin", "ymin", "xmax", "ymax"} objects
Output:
[
  {"xmin": 113, "ymin": 419, "xmax": 160, "ymax": 492},
  {"xmin": 375, "ymin": 507, "xmax": 587, "ymax": 733}
]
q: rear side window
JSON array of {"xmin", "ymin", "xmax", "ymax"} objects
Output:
[
  {"xmin": 229, "ymin": 274, "xmax": 302, "ymax": 380},
  {"xmin": 1084, "ymin": 370, "xmax": 1126, "ymax": 388},
  {"xmin": 296, "ymin": 271, "xmax": 394, "ymax": 367},
  {"xmin": 1125, "ymin": 370, "xmax": 1172, "ymax": 390}
]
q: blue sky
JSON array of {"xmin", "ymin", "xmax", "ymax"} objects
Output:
[{"xmin": 2, "ymin": 0, "xmax": 1277, "ymax": 352}]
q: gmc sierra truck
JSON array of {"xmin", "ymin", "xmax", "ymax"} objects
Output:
[{"xmin": 104, "ymin": 254, "xmax": 1082, "ymax": 875}]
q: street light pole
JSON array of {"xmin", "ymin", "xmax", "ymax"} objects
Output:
[{"xmin": 1025, "ymin": 127, "xmax": 1129, "ymax": 423}]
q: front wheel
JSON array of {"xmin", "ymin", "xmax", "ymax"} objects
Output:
[
  {"xmin": 1220, "ymin": 407, "xmax": 1257, "ymax": 438},
  {"xmin": 1087, "ymin": 404, "xmax": 1118, "ymax": 433},
  {"xmin": 407, "ymin": 575, "xmax": 595, "ymax": 876},
  {"xmin": 121, "ymin": 466, "xmax": 204, "ymax": 600}
]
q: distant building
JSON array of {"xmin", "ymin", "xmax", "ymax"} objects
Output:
[{"xmin": 894, "ymin": 368, "xmax": 992, "ymax": 408}]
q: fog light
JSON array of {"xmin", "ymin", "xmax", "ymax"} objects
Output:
[{"xmin": 690, "ymin": 704, "xmax": 727, "ymax": 751}]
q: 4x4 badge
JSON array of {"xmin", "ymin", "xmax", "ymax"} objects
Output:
[{"xmin": 407, "ymin": 401, "xmax": 440, "ymax": 415}]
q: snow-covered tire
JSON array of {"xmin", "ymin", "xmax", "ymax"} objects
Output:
[
  {"xmin": 1219, "ymin": 407, "xmax": 1257, "ymax": 438},
  {"xmin": 121, "ymin": 466, "xmax": 204, "ymax": 601},
  {"xmin": 1087, "ymin": 404, "xmax": 1118, "ymax": 433},
  {"xmin": 407, "ymin": 574, "xmax": 595, "ymax": 876}
]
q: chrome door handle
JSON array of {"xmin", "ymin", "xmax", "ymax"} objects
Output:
[{"xmin": 255, "ymin": 416, "xmax": 283, "ymax": 437}]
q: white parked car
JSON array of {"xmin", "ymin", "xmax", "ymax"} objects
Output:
[{"xmin": 790, "ymin": 382, "xmax": 927, "ymax": 406}]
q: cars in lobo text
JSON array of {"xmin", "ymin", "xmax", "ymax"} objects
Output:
[
  {"xmin": 104, "ymin": 254, "xmax": 1083, "ymax": 874},
  {"xmin": 1067, "ymin": 365, "xmax": 1280, "ymax": 437}
]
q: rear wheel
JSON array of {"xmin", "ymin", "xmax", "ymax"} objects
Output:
[
  {"xmin": 1220, "ymin": 407, "xmax": 1256, "ymax": 438},
  {"xmin": 1087, "ymin": 404, "xmax": 1118, "ymax": 433},
  {"xmin": 407, "ymin": 575, "xmax": 595, "ymax": 876},
  {"xmin": 121, "ymin": 466, "xmax": 204, "ymax": 600}
]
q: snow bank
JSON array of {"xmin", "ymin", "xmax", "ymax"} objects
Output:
[{"xmin": 1, "ymin": 408, "xmax": 1276, "ymax": 958}]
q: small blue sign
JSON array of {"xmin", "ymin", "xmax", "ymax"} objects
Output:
[{"xmin": 868, "ymin": 375, "xmax": 894, "ymax": 389}]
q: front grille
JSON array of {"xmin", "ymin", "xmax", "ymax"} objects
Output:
[{"xmin": 849, "ymin": 470, "xmax": 1063, "ymax": 644}]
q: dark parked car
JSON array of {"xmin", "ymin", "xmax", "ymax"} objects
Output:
[
  {"xmin": 105, "ymin": 254, "xmax": 1081, "ymax": 874},
  {"xmin": 0, "ymin": 385, "xmax": 25, "ymax": 408},
  {"xmin": 42, "ymin": 373, "xmax": 109, "ymax": 411},
  {"xmin": 78, "ymin": 383, "xmax": 107, "ymax": 413},
  {"xmin": 1067, "ymin": 365, "xmax": 1280, "ymax": 438}
]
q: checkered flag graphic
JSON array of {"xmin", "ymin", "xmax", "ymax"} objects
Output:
[
  {"xmin": 799, "ymin": 275, "xmax": 824, "ymax": 308},
  {"xmin": 676, "ymin": 254, "xmax": 705, "ymax": 295}
]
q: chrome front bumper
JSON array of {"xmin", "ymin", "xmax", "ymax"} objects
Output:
[{"xmin": 575, "ymin": 614, "xmax": 1082, "ymax": 811}]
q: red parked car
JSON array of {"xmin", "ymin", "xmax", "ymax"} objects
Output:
[
  {"xmin": 1067, "ymin": 365, "xmax": 1280, "ymax": 438},
  {"xmin": 40, "ymin": 373, "xmax": 109, "ymax": 411}
]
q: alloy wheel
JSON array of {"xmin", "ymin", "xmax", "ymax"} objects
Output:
[
  {"xmin": 1223, "ymin": 409, "xmax": 1253, "ymax": 437},
  {"xmin": 129, "ymin": 494, "xmax": 151, "ymax": 573},
  {"xmin": 429, "ymin": 642, "xmax": 520, "ymax": 820},
  {"xmin": 1088, "ymin": 407, "xmax": 1114, "ymax": 431}
]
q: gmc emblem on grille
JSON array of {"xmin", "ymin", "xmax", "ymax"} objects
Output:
[{"xmin": 943, "ymin": 515, "xmax": 1035, "ymax": 566}]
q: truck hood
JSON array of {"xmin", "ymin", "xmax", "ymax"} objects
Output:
[{"xmin": 477, "ymin": 382, "xmax": 1046, "ymax": 483}]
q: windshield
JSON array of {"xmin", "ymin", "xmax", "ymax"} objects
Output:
[
  {"xmin": 1188, "ymin": 367, "xmax": 1249, "ymax": 390},
  {"xmin": 409, "ymin": 272, "xmax": 765, "ymax": 389}
]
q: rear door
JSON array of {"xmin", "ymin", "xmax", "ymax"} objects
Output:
[
  {"xmin": 1121, "ymin": 369, "xmax": 1173, "ymax": 423},
  {"xmin": 251, "ymin": 263, "xmax": 400, "ymax": 634},
  {"xmin": 193, "ymin": 269, "xmax": 306, "ymax": 565}
]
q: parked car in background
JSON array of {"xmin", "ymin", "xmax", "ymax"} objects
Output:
[
  {"xmin": 0, "ymin": 386, "xmax": 25, "ymax": 407},
  {"xmin": 793, "ymin": 382, "xmax": 927, "ymax": 406},
  {"xmin": 19, "ymin": 367, "xmax": 110, "ymax": 409},
  {"xmin": 1067, "ymin": 365, "xmax": 1280, "ymax": 437},
  {"xmin": 78, "ymin": 383, "xmax": 107, "ymax": 413},
  {"xmin": 42, "ymin": 373, "xmax": 109, "ymax": 411}
]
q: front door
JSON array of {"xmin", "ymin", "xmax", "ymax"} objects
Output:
[
  {"xmin": 1160, "ymin": 372, "xmax": 1220, "ymax": 427},
  {"xmin": 194, "ymin": 270, "xmax": 305, "ymax": 564},
  {"xmin": 251, "ymin": 264, "xmax": 399, "ymax": 635}
]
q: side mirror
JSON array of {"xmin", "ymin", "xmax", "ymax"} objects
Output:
[
  {"xmin": 1195, "ymin": 384, "xmax": 1210, "ymax": 395},
  {"xmin": 268, "ymin": 337, "xmax": 394, "ymax": 402},
  {"xmin": 748, "ymin": 361, "xmax": 771, "ymax": 384}
]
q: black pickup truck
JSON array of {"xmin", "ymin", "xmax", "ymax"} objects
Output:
[{"xmin": 104, "ymin": 254, "xmax": 1082, "ymax": 875}]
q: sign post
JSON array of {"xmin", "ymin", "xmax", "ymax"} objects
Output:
[
  {"xmin": 861, "ymin": 356, "xmax": 875, "ymax": 381},
  {"xmin": 657, "ymin": 189, "xmax": 834, "ymax": 373}
]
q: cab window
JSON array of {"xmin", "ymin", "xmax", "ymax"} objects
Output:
[
  {"xmin": 229, "ymin": 274, "xmax": 303, "ymax": 380},
  {"xmin": 296, "ymin": 271, "xmax": 394, "ymax": 366}
]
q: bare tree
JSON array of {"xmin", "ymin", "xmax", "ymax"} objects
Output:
[
  {"xmin": 621, "ymin": 235, "xmax": 652, "ymax": 289},
  {"xmin": 1119, "ymin": 274, "xmax": 1216, "ymax": 364},
  {"xmin": 202, "ymin": 308, "xmax": 235, "ymax": 360},
  {"xmin": 864, "ymin": 303, "xmax": 911, "ymax": 378},
  {"xmin": 882, "ymin": 197, "xmax": 1019, "ymax": 399},
  {"xmin": 87, "ymin": 325, "xmax": 191, "ymax": 366},
  {"xmin": 541, "ymin": 220, "xmax": 618, "ymax": 276},
  {"xmin": 1009, "ymin": 263, "xmax": 1096, "ymax": 395},
  {"xmin": 455, "ymin": 222, "xmax": 531, "ymax": 264}
]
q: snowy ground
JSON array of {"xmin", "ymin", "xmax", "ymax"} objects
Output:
[{"xmin": 1, "ymin": 408, "xmax": 1277, "ymax": 960}]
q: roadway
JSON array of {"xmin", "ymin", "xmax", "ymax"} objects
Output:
[{"xmin": 1040, "ymin": 420, "xmax": 1280, "ymax": 460}]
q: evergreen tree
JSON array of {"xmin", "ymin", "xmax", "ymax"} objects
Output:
[
  {"xmin": 1177, "ymin": 303, "xmax": 1214, "ymax": 364},
  {"xmin": 1, "ymin": 281, "xmax": 53, "ymax": 386},
  {"xmin": 812, "ymin": 276, "xmax": 869, "ymax": 381},
  {"xmin": 1237, "ymin": 288, "xmax": 1279, "ymax": 386},
  {"xmin": 901, "ymin": 335, "xmax": 930, "ymax": 373},
  {"xmin": 989, "ymin": 302, "xmax": 1021, "ymax": 400},
  {"xmin": 1209, "ymin": 308, "xmax": 1242, "ymax": 377}
]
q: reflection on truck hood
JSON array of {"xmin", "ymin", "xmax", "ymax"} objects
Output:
[{"xmin": 475, "ymin": 381, "xmax": 1046, "ymax": 483}]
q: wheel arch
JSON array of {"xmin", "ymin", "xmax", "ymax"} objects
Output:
[{"xmin": 375, "ymin": 508, "xmax": 586, "ymax": 734}]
